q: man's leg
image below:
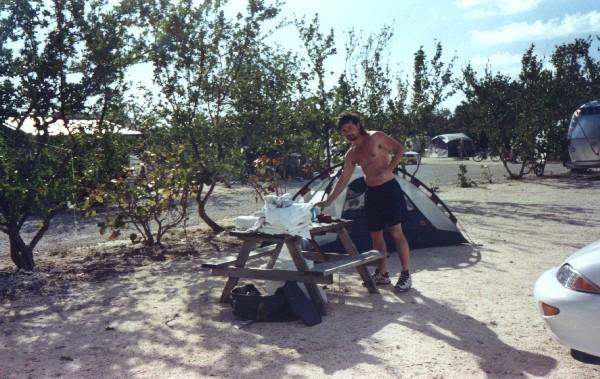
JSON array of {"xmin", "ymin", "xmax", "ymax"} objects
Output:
[
  {"xmin": 369, "ymin": 230, "xmax": 390, "ymax": 284},
  {"xmin": 389, "ymin": 223, "xmax": 412, "ymax": 291},
  {"xmin": 388, "ymin": 224, "xmax": 410, "ymax": 272},
  {"xmin": 370, "ymin": 230, "xmax": 388, "ymax": 272}
]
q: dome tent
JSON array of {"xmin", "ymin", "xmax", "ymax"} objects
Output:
[
  {"xmin": 293, "ymin": 164, "xmax": 468, "ymax": 253},
  {"xmin": 429, "ymin": 133, "xmax": 475, "ymax": 158}
]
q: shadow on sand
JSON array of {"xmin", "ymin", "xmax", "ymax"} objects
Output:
[{"xmin": 0, "ymin": 243, "xmax": 556, "ymax": 378}]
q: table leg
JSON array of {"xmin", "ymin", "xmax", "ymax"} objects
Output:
[
  {"xmin": 337, "ymin": 228, "xmax": 379, "ymax": 294},
  {"xmin": 265, "ymin": 242, "xmax": 284, "ymax": 269},
  {"xmin": 285, "ymin": 238, "xmax": 328, "ymax": 315},
  {"xmin": 219, "ymin": 240, "xmax": 257, "ymax": 303}
]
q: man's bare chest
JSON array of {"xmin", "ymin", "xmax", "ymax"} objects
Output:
[{"xmin": 354, "ymin": 142, "xmax": 387, "ymax": 166}]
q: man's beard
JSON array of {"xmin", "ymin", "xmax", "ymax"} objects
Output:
[{"xmin": 346, "ymin": 134, "xmax": 357, "ymax": 141}]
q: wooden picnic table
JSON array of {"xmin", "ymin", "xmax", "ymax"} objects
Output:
[{"xmin": 201, "ymin": 219, "xmax": 384, "ymax": 315}]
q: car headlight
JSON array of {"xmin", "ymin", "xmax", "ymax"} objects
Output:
[{"xmin": 556, "ymin": 264, "xmax": 600, "ymax": 294}]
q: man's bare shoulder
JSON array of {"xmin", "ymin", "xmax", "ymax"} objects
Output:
[
  {"xmin": 367, "ymin": 130, "xmax": 390, "ymax": 142},
  {"xmin": 368, "ymin": 130, "xmax": 387, "ymax": 139}
]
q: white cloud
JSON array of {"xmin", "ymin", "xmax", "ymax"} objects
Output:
[
  {"xmin": 468, "ymin": 52, "xmax": 556, "ymax": 79},
  {"xmin": 470, "ymin": 52, "xmax": 523, "ymax": 66},
  {"xmin": 543, "ymin": 61, "xmax": 556, "ymax": 73},
  {"xmin": 455, "ymin": 0, "xmax": 541, "ymax": 18},
  {"xmin": 472, "ymin": 11, "xmax": 600, "ymax": 45},
  {"xmin": 455, "ymin": 0, "xmax": 482, "ymax": 7},
  {"xmin": 466, "ymin": 54, "xmax": 522, "ymax": 77}
]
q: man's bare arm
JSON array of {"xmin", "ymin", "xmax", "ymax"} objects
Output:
[
  {"xmin": 376, "ymin": 132, "xmax": 405, "ymax": 171},
  {"xmin": 314, "ymin": 149, "xmax": 356, "ymax": 208}
]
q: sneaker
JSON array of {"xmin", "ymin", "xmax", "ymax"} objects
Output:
[
  {"xmin": 371, "ymin": 270, "xmax": 391, "ymax": 285},
  {"xmin": 394, "ymin": 272, "xmax": 412, "ymax": 292}
]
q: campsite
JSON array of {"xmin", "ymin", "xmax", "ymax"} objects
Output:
[
  {"xmin": 2, "ymin": 160, "xmax": 600, "ymax": 378},
  {"xmin": 2, "ymin": 1, "xmax": 600, "ymax": 378}
]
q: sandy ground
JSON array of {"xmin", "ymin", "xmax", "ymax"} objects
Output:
[{"xmin": 2, "ymin": 174, "xmax": 600, "ymax": 378}]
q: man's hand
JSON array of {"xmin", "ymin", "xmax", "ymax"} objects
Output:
[{"xmin": 314, "ymin": 200, "xmax": 330, "ymax": 209}]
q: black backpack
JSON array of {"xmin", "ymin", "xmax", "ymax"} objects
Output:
[
  {"xmin": 229, "ymin": 283, "xmax": 298, "ymax": 322},
  {"xmin": 229, "ymin": 282, "xmax": 321, "ymax": 326}
]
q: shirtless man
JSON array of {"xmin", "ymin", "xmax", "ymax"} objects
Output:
[{"xmin": 315, "ymin": 111, "xmax": 412, "ymax": 291}]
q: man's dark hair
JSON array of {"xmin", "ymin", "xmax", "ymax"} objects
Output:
[
  {"xmin": 336, "ymin": 111, "xmax": 362, "ymax": 129},
  {"xmin": 337, "ymin": 111, "xmax": 367, "ymax": 134}
]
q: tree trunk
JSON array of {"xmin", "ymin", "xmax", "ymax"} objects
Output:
[
  {"xmin": 8, "ymin": 232, "xmax": 35, "ymax": 271},
  {"xmin": 501, "ymin": 159, "xmax": 522, "ymax": 179},
  {"xmin": 143, "ymin": 232, "xmax": 156, "ymax": 246},
  {"xmin": 196, "ymin": 183, "xmax": 224, "ymax": 233},
  {"xmin": 197, "ymin": 203, "xmax": 224, "ymax": 233}
]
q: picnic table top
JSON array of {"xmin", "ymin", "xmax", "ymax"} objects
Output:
[{"xmin": 228, "ymin": 219, "xmax": 353, "ymax": 239}]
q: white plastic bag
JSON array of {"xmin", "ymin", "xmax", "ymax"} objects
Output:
[
  {"xmin": 259, "ymin": 194, "xmax": 313, "ymax": 238},
  {"xmin": 263, "ymin": 206, "xmax": 311, "ymax": 237}
]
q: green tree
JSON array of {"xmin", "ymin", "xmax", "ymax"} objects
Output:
[
  {"xmin": 512, "ymin": 45, "xmax": 554, "ymax": 176},
  {"xmin": 94, "ymin": 146, "xmax": 191, "ymax": 247},
  {"xmin": 330, "ymin": 27, "xmax": 399, "ymax": 159},
  {"xmin": 408, "ymin": 41, "xmax": 455, "ymax": 152},
  {"xmin": 459, "ymin": 54, "xmax": 550, "ymax": 179},
  {"xmin": 356, "ymin": 26, "xmax": 394, "ymax": 134},
  {"xmin": 459, "ymin": 39, "xmax": 599, "ymax": 178},
  {"xmin": 229, "ymin": 43, "xmax": 303, "ymax": 177},
  {"xmin": 387, "ymin": 72, "xmax": 410, "ymax": 139},
  {"xmin": 137, "ymin": 0, "xmax": 280, "ymax": 232},
  {"xmin": 0, "ymin": 0, "xmax": 134, "ymax": 270},
  {"xmin": 295, "ymin": 14, "xmax": 337, "ymax": 167},
  {"xmin": 448, "ymin": 101, "xmax": 482, "ymax": 151},
  {"xmin": 459, "ymin": 65, "xmax": 519, "ymax": 174},
  {"xmin": 549, "ymin": 37, "xmax": 600, "ymax": 160},
  {"xmin": 332, "ymin": 29, "xmax": 361, "ymax": 117}
]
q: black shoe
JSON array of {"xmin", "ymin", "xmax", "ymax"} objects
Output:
[
  {"xmin": 394, "ymin": 272, "xmax": 412, "ymax": 292},
  {"xmin": 371, "ymin": 270, "xmax": 391, "ymax": 285}
]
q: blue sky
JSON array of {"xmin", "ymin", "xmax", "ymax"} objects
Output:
[
  {"xmin": 222, "ymin": 0, "xmax": 600, "ymax": 109},
  {"xmin": 126, "ymin": 0, "xmax": 600, "ymax": 111},
  {"xmin": 263, "ymin": 0, "xmax": 600, "ymax": 72}
]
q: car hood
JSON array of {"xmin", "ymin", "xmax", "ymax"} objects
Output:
[{"xmin": 564, "ymin": 239, "xmax": 600, "ymax": 283}]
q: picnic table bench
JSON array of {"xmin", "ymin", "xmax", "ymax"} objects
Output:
[{"xmin": 201, "ymin": 219, "xmax": 384, "ymax": 315}]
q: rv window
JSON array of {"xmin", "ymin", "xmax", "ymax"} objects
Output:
[{"xmin": 569, "ymin": 113, "xmax": 600, "ymax": 139}]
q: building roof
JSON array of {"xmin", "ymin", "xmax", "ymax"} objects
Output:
[{"xmin": 3, "ymin": 117, "xmax": 141, "ymax": 136}]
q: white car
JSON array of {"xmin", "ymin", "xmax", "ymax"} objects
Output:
[
  {"xmin": 534, "ymin": 239, "xmax": 600, "ymax": 362},
  {"xmin": 402, "ymin": 151, "xmax": 421, "ymax": 165}
]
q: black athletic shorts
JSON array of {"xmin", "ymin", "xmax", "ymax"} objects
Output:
[{"xmin": 365, "ymin": 178, "xmax": 408, "ymax": 232}]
